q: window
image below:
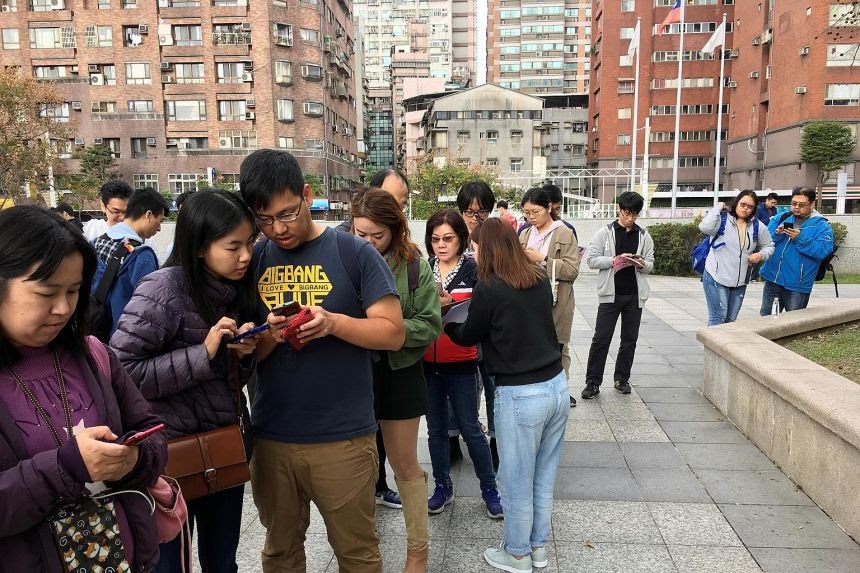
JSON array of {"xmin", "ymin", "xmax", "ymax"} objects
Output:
[
  {"xmin": 2, "ymin": 29, "xmax": 19, "ymax": 50},
  {"xmin": 125, "ymin": 62, "xmax": 151, "ymax": 85},
  {"xmin": 30, "ymin": 28, "xmax": 62, "ymax": 49},
  {"xmin": 278, "ymin": 136, "xmax": 295, "ymax": 149},
  {"xmin": 127, "ymin": 100, "xmax": 153, "ymax": 112},
  {"xmin": 167, "ymin": 100, "xmax": 206, "ymax": 121},
  {"xmin": 101, "ymin": 138, "xmax": 120, "ymax": 158},
  {"xmin": 174, "ymin": 25, "xmax": 203, "ymax": 47},
  {"xmin": 274, "ymin": 23, "xmax": 292, "ymax": 44},
  {"xmin": 510, "ymin": 158, "xmax": 523, "ymax": 172},
  {"xmin": 617, "ymin": 133, "xmax": 631, "ymax": 145},
  {"xmin": 829, "ymin": 4, "xmax": 860, "ymax": 26},
  {"xmin": 218, "ymin": 130, "xmax": 257, "ymax": 148},
  {"xmin": 133, "ymin": 174, "xmax": 158, "ymax": 190},
  {"xmin": 175, "ymin": 63, "xmax": 204, "ymax": 84},
  {"xmin": 510, "ymin": 130, "xmax": 523, "ymax": 144},
  {"xmin": 124, "ymin": 26, "xmax": 144, "ymax": 47},
  {"xmin": 39, "ymin": 103, "xmax": 70, "ymax": 122},
  {"xmin": 218, "ymin": 100, "xmax": 246, "ymax": 121},
  {"xmin": 102, "ymin": 65, "xmax": 117, "ymax": 85},
  {"xmin": 457, "ymin": 131, "xmax": 470, "ymax": 144},
  {"xmin": 652, "ymin": 77, "xmax": 715, "ymax": 89},
  {"xmin": 92, "ymin": 101, "xmax": 117, "ymax": 113},
  {"xmin": 216, "ymin": 62, "xmax": 243, "ymax": 84},
  {"xmin": 301, "ymin": 64, "xmax": 323, "ymax": 79},
  {"xmin": 303, "ymin": 101, "xmax": 324, "ymax": 116},
  {"xmin": 274, "ymin": 60, "xmax": 292, "ymax": 84},
  {"xmin": 827, "ymin": 44, "xmax": 860, "ymax": 67},
  {"xmin": 33, "ymin": 66, "xmax": 65, "ymax": 78},
  {"xmin": 122, "ymin": 0, "xmax": 136, "ymax": 7},
  {"xmin": 621, "ymin": 0, "xmax": 634, "ymax": 11},
  {"xmin": 486, "ymin": 130, "xmax": 499, "ymax": 144},
  {"xmin": 131, "ymin": 137, "xmax": 148, "ymax": 158},
  {"xmin": 31, "ymin": 0, "xmax": 64, "ymax": 11},
  {"xmin": 84, "ymin": 25, "xmax": 112, "ymax": 48},
  {"xmin": 304, "ymin": 138, "xmax": 324, "ymax": 150},
  {"xmin": 618, "ymin": 108, "xmax": 632, "ymax": 119},
  {"xmin": 617, "ymin": 80, "xmax": 635, "ymax": 93},
  {"xmin": 620, "ymin": 27, "xmax": 635, "ymax": 40},
  {"xmin": 276, "ymin": 99, "xmax": 294, "ymax": 121},
  {"xmin": 825, "ymin": 83, "xmax": 860, "ymax": 106},
  {"xmin": 300, "ymin": 28, "xmax": 319, "ymax": 44},
  {"xmin": 168, "ymin": 173, "xmax": 199, "ymax": 194}
]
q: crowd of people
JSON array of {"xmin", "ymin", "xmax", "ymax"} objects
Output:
[{"xmin": 0, "ymin": 149, "xmax": 837, "ymax": 573}]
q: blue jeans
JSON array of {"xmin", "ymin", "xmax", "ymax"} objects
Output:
[
  {"xmin": 495, "ymin": 371, "xmax": 569, "ymax": 557},
  {"xmin": 426, "ymin": 370, "xmax": 496, "ymax": 489},
  {"xmin": 702, "ymin": 271, "xmax": 747, "ymax": 326},
  {"xmin": 156, "ymin": 484, "xmax": 245, "ymax": 573},
  {"xmin": 759, "ymin": 280, "xmax": 811, "ymax": 315}
]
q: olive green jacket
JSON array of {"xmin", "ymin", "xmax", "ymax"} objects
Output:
[{"xmin": 386, "ymin": 256, "xmax": 443, "ymax": 370}]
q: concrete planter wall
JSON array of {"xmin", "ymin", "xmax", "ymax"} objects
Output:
[{"xmin": 697, "ymin": 302, "xmax": 860, "ymax": 540}]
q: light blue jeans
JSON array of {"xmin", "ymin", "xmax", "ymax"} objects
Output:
[
  {"xmin": 494, "ymin": 371, "xmax": 569, "ymax": 557},
  {"xmin": 702, "ymin": 270, "xmax": 747, "ymax": 326}
]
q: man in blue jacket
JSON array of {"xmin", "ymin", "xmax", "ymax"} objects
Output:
[{"xmin": 759, "ymin": 187, "xmax": 834, "ymax": 314}]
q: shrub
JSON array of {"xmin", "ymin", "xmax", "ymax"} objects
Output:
[
  {"xmin": 831, "ymin": 221, "xmax": 848, "ymax": 247},
  {"xmin": 647, "ymin": 219, "xmax": 703, "ymax": 277}
]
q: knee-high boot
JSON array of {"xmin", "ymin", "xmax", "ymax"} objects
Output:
[{"xmin": 395, "ymin": 472, "xmax": 429, "ymax": 573}]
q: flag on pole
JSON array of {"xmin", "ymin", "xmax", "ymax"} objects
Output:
[
  {"xmin": 700, "ymin": 20, "xmax": 726, "ymax": 55},
  {"xmin": 622, "ymin": 20, "xmax": 641, "ymax": 66},
  {"xmin": 658, "ymin": 0, "xmax": 682, "ymax": 36}
]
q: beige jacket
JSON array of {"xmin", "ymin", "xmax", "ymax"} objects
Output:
[{"xmin": 519, "ymin": 224, "xmax": 580, "ymax": 343}]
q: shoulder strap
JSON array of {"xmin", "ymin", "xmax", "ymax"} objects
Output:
[
  {"xmin": 778, "ymin": 211, "xmax": 791, "ymax": 225},
  {"xmin": 336, "ymin": 230, "xmax": 361, "ymax": 297},
  {"xmin": 407, "ymin": 256, "xmax": 420, "ymax": 292},
  {"xmin": 717, "ymin": 212, "xmax": 728, "ymax": 237},
  {"xmin": 753, "ymin": 219, "xmax": 759, "ymax": 242},
  {"xmin": 93, "ymin": 241, "xmax": 129, "ymax": 304},
  {"xmin": 86, "ymin": 335, "xmax": 111, "ymax": 380}
]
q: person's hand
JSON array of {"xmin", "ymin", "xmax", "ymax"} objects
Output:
[
  {"xmin": 439, "ymin": 290, "xmax": 453, "ymax": 306},
  {"xmin": 204, "ymin": 317, "xmax": 239, "ymax": 359},
  {"xmin": 524, "ymin": 248, "xmax": 545, "ymax": 263},
  {"xmin": 264, "ymin": 310, "xmax": 289, "ymax": 343},
  {"xmin": 294, "ymin": 306, "xmax": 334, "ymax": 343},
  {"xmin": 748, "ymin": 252, "xmax": 764, "ymax": 264},
  {"xmin": 784, "ymin": 227, "xmax": 801, "ymax": 240},
  {"xmin": 716, "ymin": 202, "xmax": 726, "ymax": 211},
  {"xmin": 76, "ymin": 427, "xmax": 140, "ymax": 482},
  {"xmin": 226, "ymin": 322, "xmax": 260, "ymax": 357},
  {"xmin": 775, "ymin": 225, "xmax": 785, "ymax": 235}
]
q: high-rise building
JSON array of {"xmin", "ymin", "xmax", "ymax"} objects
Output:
[
  {"xmin": 0, "ymin": 0, "xmax": 360, "ymax": 200},
  {"xmin": 367, "ymin": 86, "xmax": 394, "ymax": 170},
  {"xmin": 487, "ymin": 0, "xmax": 592, "ymax": 96},
  {"xmin": 726, "ymin": 0, "xmax": 860, "ymax": 208},
  {"xmin": 589, "ymin": 0, "xmax": 734, "ymax": 204}
]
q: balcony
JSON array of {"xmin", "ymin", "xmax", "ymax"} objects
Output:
[
  {"xmin": 92, "ymin": 112, "xmax": 165, "ymax": 120},
  {"xmin": 212, "ymin": 32, "xmax": 252, "ymax": 45},
  {"xmin": 36, "ymin": 76, "xmax": 91, "ymax": 85}
]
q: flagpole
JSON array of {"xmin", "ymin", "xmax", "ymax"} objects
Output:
[
  {"xmin": 642, "ymin": 116, "xmax": 651, "ymax": 216},
  {"xmin": 630, "ymin": 17, "xmax": 641, "ymax": 195},
  {"xmin": 712, "ymin": 13, "xmax": 727, "ymax": 207},
  {"xmin": 670, "ymin": 2, "xmax": 686, "ymax": 218}
]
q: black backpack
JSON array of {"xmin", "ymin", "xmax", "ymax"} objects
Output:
[
  {"xmin": 88, "ymin": 237, "xmax": 142, "ymax": 341},
  {"xmin": 775, "ymin": 212, "xmax": 837, "ymax": 281}
]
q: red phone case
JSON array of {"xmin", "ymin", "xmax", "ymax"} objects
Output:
[{"xmin": 280, "ymin": 308, "xmax": 315, "ymax": 350}]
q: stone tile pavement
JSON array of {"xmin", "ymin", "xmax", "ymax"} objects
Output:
[{"xmin": 217, "ymin": 275, "xmax": 860, "ymax": 572}]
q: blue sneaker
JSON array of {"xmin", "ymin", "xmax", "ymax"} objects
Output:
[
  {"xmin": 481, "ymin": 484, "xmax": 504, "ymax": 519},
  {"xmin": 375, "ymin": 487, "xmax": 402, "ymax": 509},
  {"xmin": 427, "ymin": 482, "xmax": 454, "ymax": 514}
]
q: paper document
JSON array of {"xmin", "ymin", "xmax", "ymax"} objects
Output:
[
  {"xmin": 441, "ymin": 299, "xmax": 471, "ymax": 324},
  {"xmin": 613, "ymin": 255, "xmax": 643, "ymax": 272}
]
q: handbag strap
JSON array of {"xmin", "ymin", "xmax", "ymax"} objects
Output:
[{"xmin": 229, "ymin": 351, "xmax": 245, "ymax": 431}]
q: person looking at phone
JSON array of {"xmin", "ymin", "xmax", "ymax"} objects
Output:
[
  {"xmin": 758, "ymin": 186, "xmax": 835, "ymax": 314},
  {"xmin": 239, "ymin": 150, "xmax": 404, "ymax": 572},
  {"xmin": 582, "ymin": 192, "xmax": 655, "ymax": 400},
  {"xmin": 110, "ymin": 190, "xmax": 260, "ymax": 572},
  {"xmin": 699, "ymin": 191, "xmax": 774, "ymax": 326},
  {"xmin": 422, "ymin": 210, "xmax": 501, "ymax": 518},
  {"xmin": 351, "ymin": 189, "xmax": 442, "ymax": 572},
  {"xmin": 83, "ymin": 179, "xmax": 133, "ymax": 242},
  {"xmin": 0, "ymin": 206, "xmax": 166, "ymax": 572}
]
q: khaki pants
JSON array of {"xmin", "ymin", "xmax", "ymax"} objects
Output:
[{"xmin": 251, "ymin": 434, "xmax": 381, "ymax": 573}]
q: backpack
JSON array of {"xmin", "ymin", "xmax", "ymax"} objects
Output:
[
  {"xmin": 89, "ymin": 236, "xmax": 143, "ymax": 342},
  {"xmin": 336, "ymin": 230, "xmax": 420, "ymax": 295},
  {"xmin": 691, "ymin": 212, "xmax": 728, "ymax": 275},
  {"xmin": 775, "ymin": 212, "xmax": 838, "ymax": 281}
]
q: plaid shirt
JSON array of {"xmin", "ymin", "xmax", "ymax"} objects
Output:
[{"xmin": 92, "ymin": 233, "xmax": 121, "ymax": 263}]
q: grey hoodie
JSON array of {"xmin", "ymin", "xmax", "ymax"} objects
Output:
[
  {"xmin": 699, "ymin": 208, "xmax": 774, "ymax": 288},
  {"xmin": 587, "ymin": 222, "xmax": 654, "ymax": 307}
]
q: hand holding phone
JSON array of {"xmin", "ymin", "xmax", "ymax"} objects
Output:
[
  {"xmin": 116, "ymin": 423, "xmax": 166, "ymax": 446},
  {"xmin": 281, "ymin": 308, "xmax": 316, "ymax": 350},
  {"xmin": 782, "ymin": 221, "xmax": 794, "ymax": 230},
  {"xmin": 226, "ymin": 323, "xmax": 269, "ymax": 344}
]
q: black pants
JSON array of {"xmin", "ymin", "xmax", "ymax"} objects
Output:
[{"xmin": 585, "ymin": 294, "xmax": 643, "ymax": 386}]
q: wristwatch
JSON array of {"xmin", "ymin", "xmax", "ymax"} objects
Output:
[{"xmin": 540, "ymin": 256, "xmax": 548, "ymax": 267}]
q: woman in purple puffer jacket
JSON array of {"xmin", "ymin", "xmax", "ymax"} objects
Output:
[
  {"xmin": 0, "ymin": 206, "xmax": 166, "ymax": 573},
  {"xmin": 111, "ymin": 191, "xmax": 260, "ymax": 573}
]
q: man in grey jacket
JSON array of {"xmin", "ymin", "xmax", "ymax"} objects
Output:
[{"xmin": 582, "ymin": 192, "xmax": 655, "ymax": 400}]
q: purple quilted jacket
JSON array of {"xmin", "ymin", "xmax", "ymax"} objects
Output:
[{"xmin": 110, "ymin": 266, "xmax": 245, "ymax": 440}]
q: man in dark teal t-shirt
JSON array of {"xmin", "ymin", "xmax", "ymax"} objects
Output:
[{"xmin": 240, "ymin": 150, "xmax": 403, "ymax": 572}]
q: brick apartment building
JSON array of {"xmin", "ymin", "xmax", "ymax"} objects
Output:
[{"xmin": 0, "ymin": 0, "xmax": 361, "ymax": 201}]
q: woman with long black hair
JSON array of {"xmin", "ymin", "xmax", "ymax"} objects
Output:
[{"xmin": 111, "ymin": 190, "xmax": 260, "ymax": 573}]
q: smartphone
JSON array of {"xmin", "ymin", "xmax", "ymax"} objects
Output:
[
  {"xmin": 435, "ymin": 281, "xmax": 445, "ymax": 296},
  {"xmin": 226, "ymin": 323, "xmax": 269, "ymax": 344},
  {"xmin": 783, "ymin": 221, "xmax": 794, "ymax": 230},
  {"xmin": 116, "ymin": 423, "xmax": 166, "ymax": 446},
  {"xmin": 281, "ymin": 308, "xmax": 315, "ymax": 350},
  {"xmin": 272, "ymin": 301, "xmax": 301, "ymax": 318}
]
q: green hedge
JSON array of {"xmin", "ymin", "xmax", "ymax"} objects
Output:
[{"xmin": 647, "ymin": 219, "xmax": 849, "ymax": 277}]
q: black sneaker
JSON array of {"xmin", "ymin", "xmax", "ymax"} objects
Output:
[
  {"xmin": 614, "ymin": 380, "xmax": 632, "ymax": 394},
  {"xmin": 581, "ymin": 384, "xmax": 600, "ymax": 399},
  {"xmin": 569, "ymin": 395, "xmax": 577, "ymax": 407}
]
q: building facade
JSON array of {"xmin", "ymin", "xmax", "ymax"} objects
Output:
[
  {"xmin": 487, "ymin": 0, "xmax": 592, "ymax": 96},
  {"xmin": 588, "ymin": 0, "xmax": 734, "ymax": 204},
  {"xmin": 0, "ymin": 0, "xmax": 360, "ymax": 199}
]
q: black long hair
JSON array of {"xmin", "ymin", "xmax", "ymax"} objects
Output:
[
  {"xmin": 164, "ymin": 190, "xmax": 259, "ymax": 325},
  {"xmin": 730, "ymin": 190, "xmax": 759, "ymax": 222},
  {"xmin": 0, "ymin": 206, "xmax": 97, "ymax": 367}
]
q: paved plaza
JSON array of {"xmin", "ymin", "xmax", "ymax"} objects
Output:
[{"xmin": 223, "ymin": 274, "xmax": 860, "ymax": 572}]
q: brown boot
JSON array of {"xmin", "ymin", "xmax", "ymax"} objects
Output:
[{"xmin": 396, "ymin": 472, "xmax": 429, "ymax": 573}]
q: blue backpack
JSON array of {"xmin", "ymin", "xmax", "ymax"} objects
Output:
[{"xmin": 691, "ymin": 212, "xmax": 759, "ymax": 275}]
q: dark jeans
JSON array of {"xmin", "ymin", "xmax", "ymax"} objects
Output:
[
  {"xmin": 478, "ymin": 360, "xmax": 496, "ymax": 436},
  {"xmin": 426, "ymin": 370, "xmax": 496, "ymax": 489},
  {"xmin": 585, "ymin": 295, "xmax": 643, "ymax": 386},
  {"xmin": 759, "ymin": 280, "xmax": 811, "ymax": 315},
  {"xmin": 155, "ymin": 484, "xmax": 245, "ymax": 573},
  {"xmin": 376, "ymin": 427, "xmax": 389, "ymax": 491}
]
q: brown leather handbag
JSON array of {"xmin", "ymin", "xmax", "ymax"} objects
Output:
[{"xmin": 164, "ymin": 353, "xmax": 250, "ymax": 501}]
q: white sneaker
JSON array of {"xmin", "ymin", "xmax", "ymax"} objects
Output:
[
  {"xmin": 531, "ymin": 546, "xmax": 548, "ymax": 568},
  {"xmin": 484, "ymin": 544, "xmax": 533, "ymax": 573}
]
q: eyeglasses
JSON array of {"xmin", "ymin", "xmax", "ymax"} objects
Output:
[
  {"xmin": 254, "ymin": 199, "xmax": 304, "ymax": 226},
  {"xmin": 523, "ymin": 209, "xmax": 546, "ymax": 217},
  {"xmin": 737, "ymin": 203, "xmax": 756, "ymax": 210},
  {"xmin": 619, "ymin": 209, "xmax": 639, "ymax": 218},
  {"xmin": 106, "ymin": 207, "xmax": 126, "ymax": 217},
  {"xmin": 790, "ymin": 201, "xmax": 811, "ymax": 208},
  {"xmin": 430, "ymin": 235, "xmax": 458, "ymax": 244},
  {"xmin": 462, "ymin": 209, "xmax": 490, "ymax": 220}
]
